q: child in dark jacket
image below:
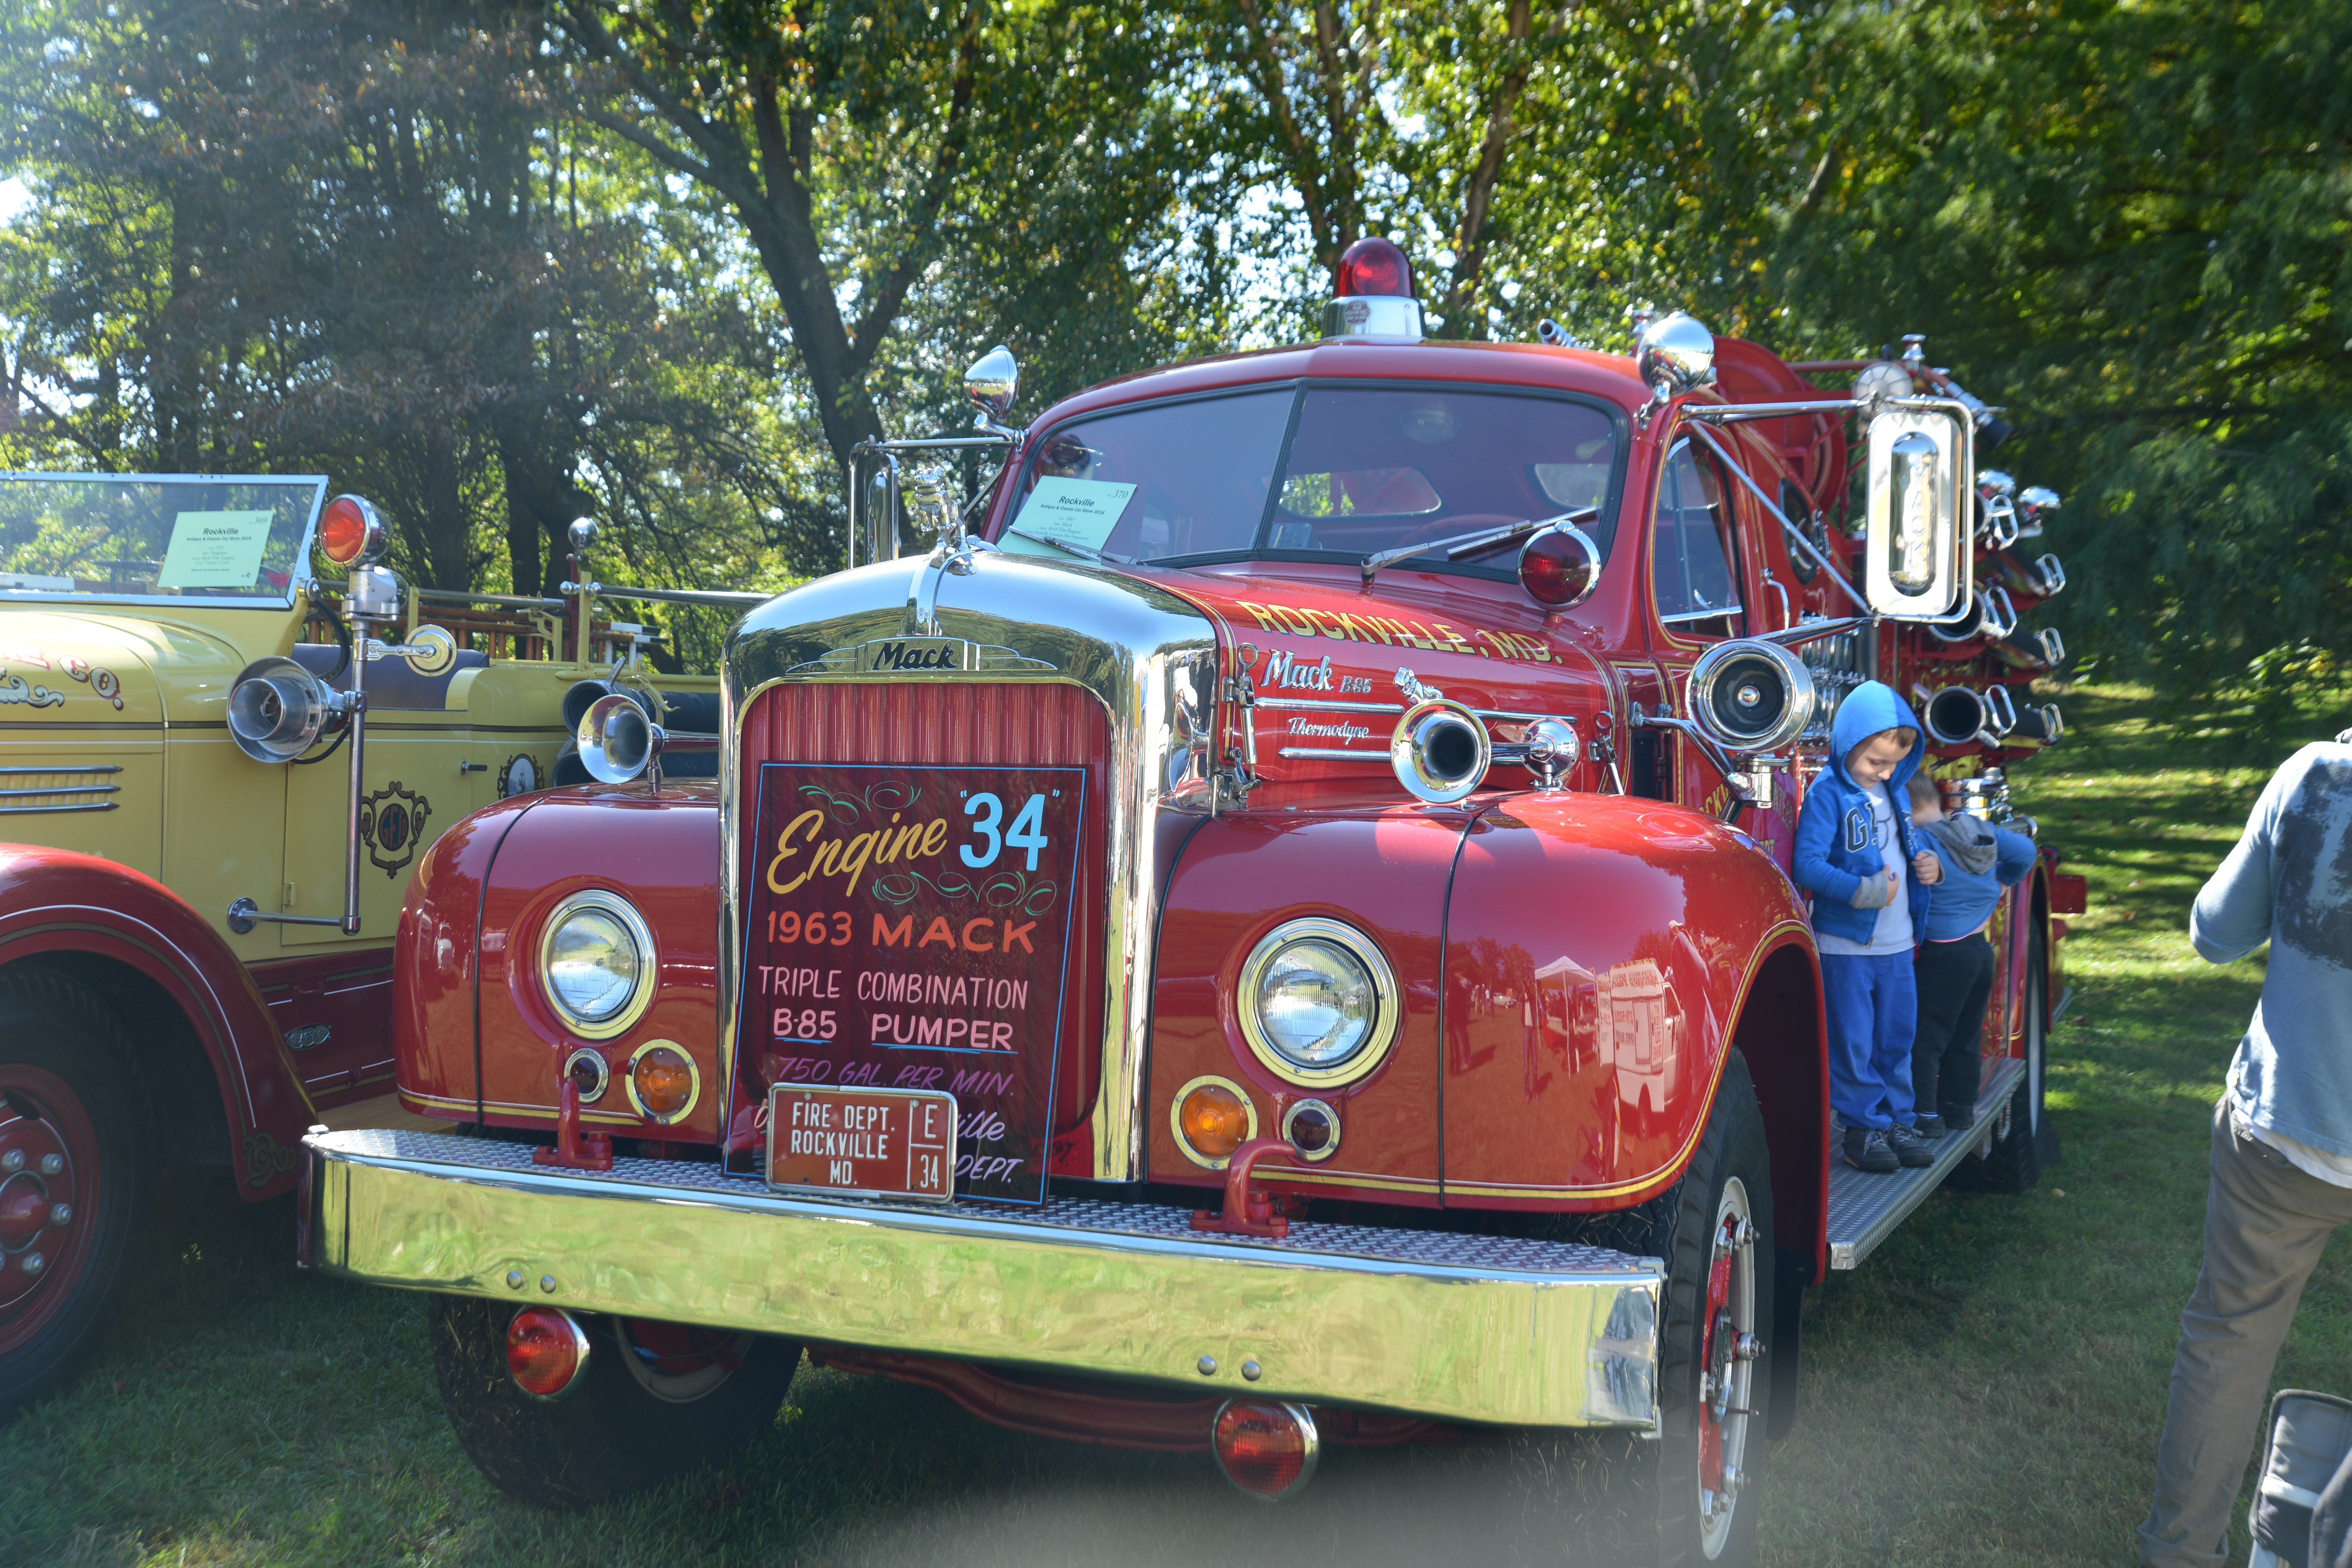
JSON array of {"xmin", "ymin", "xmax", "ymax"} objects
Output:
[
  {"xmin": 1904, "ymin": 773, "xmax": 2038, "ymax": 1135},
  {"xmin": 1793, "ymin": 681, "xmax": 1943, "ymax": 1174}
]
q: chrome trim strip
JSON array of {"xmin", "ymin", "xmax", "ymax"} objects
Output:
[
  {"xmin": 0, "ymin": 785, "xmax": 120, "ymax": 800},
  {"xmin": 1254, "ymin": 696, "xmax": 1558, "ymax": 726},
  {"xmin": 0, "ymin": 765, "xmax": 123, "ymax": 776},
  {"xmin": 722, "ymin": 552, "xmax": 1221, "ymax": 1182},
  {"xmin": 303, "ymin": 1128, "xmax": 1662, "ymax": 1429},
  {"xmin": 1277, "ymin": 747, "xmax": 1383, "ymax": 762},
  {"xmin": 0, "ymin": 802, "xmax": 119, "ymax": 815},
  {"xmin": 1253, "ymin": 696, "xmax": 1406, "ymax": 715}
]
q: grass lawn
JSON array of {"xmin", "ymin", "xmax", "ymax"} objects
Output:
[{"xmin": 4, "ymin": 683, "xmax": 2346, "ymax": 1567}]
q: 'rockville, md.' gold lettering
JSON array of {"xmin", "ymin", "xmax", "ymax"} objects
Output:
[{"xmin": 766, "ymin": 808, "xmax": 952, "ymax": 898}]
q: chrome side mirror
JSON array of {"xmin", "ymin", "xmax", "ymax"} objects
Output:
[
  {"xmin": 1862, "ymin": 408, "xmax": 1971, "ymax": 619},
  {"xmin": 1686, "ymin": 640, "xmax": 1818, "ymax": 754},
  {"xmin": 1634, "ymin": 312, "xmax": 1717, "ymax": 400},
  {"xmin": 966, "ymin": 345, "xmax": 1020, "ymax": 432},
  {"xmin": 577, "ymin": 692, "xmax": 662, "ymax": 784}
]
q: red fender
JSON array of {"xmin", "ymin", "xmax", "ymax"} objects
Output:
[{"xmin": 0, "ymin": 845, "xmax": 311, "ymax": 1196}]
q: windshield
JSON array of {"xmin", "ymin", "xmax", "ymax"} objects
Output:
[
  {"xmin": 0, "ymin": 473, "xmax": 327, "ymax": 608},
  {"xmin": 997, "ymin": 383, "xmax": 1623, "ymax": 574}
]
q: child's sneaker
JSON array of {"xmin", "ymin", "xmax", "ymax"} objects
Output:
[
  {"xmin": 1942, "ymin": 1106, "xmax": 1977, "ymax": 1133},
  {"xmin": 1914, "ymin": 1113, "xmax": 1946, "ymax": 1139},
  {"xmin": 1887, "ymin": 1123, "xmax": 1935, "ymax": 1167},
  {"xmin": 1842, "ymin": 1127, "xmax": 1897, "ymax": 1173}
]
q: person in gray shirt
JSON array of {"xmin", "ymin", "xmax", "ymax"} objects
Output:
[{"xmin": 2139, "ymin": 732, "xmax": 2352, "ymax": 1568}]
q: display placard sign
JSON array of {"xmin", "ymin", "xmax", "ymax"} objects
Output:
[
  {"xmin": 741, "ymin": 763, "xmax": 1086, "ymax": 1204},
  {"xmin": 158, "ymin": 510, "xmax": 274, "ymax": 588}
]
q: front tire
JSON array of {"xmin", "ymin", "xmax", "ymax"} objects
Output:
[
  {"xmin": 1519, "ymin": 1049, "xmax": 1777, "ymax": 1566},
  {"xmin": 429, "ymin": 1295, "xmax": 802, "ymax": 1507},
  {"xmin": 0, "ymin": 968, "xmax": 150, "ymax": 1414}
]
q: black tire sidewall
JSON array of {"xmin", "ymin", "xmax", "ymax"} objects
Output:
[
  {"xmin": 1650, "ymin": 1051, "xmax": 1776, "ymax": 1568},
  {"xmin": 0, "ymin": 968, "xmax": 150, "ymax": 1414},
  {"xmin": 429, "ymin": 1293, "xmax": 800, "ymax": 1507}
]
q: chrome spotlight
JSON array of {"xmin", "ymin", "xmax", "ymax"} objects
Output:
[
  {"xmin": 576, "ymin": 692, "xmax": 663, "ymax": 785},
  {"xmin": 1390, "ymin": 699, "xmax": 1491, "ymax": 805},
  {"xmin": 1634, "ymin": 311, "xmax": 1718, "ymax": 400},
  {"xmin": 228, "ymin": 656, "xmax": 343, "ymax": 763}
]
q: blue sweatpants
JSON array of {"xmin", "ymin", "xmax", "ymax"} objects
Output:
[{"xmin": 1822, "ymin": 950, "xmax": 1918, "ymax": 1130}]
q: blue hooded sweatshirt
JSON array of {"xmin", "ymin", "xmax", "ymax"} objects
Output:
[{"xmin": 1793, "ymin": 681, "xmax": 1935, "ymax": 946}]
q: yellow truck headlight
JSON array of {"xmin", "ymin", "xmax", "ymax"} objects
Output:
[
  {"xmin": 1238, "ymin": 918, "xmax": 1398, "ymax": 1089},
  {"xmin": 539, "ymin": 891, "xmax": 654, "ymax": 1040}
]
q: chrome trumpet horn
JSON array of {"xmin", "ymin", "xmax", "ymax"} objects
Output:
[
  {"xmin": 1390, "ymin": 698, "xmax": 1491, "ymax": 805},
  {"xmin": 576, "ymin": 691, "xmax": 663, "ymax": 785}
]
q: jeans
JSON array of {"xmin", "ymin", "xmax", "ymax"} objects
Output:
[
  {"xmin": 2138, "ymin": 1098, "xmax": 2352, "ymax": 1567},
  {"xmin": 1821, "ymin": 950, "xmax": 1917, "ymax": 1130},
  {"xmin": 1913, "ymin": 933, "xmax": 1995, "ymax": 1121}
]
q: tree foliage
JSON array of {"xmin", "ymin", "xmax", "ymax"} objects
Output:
[{"xmin": 0, "ymin": 0, "xmax": 2342, "ymax": 725}]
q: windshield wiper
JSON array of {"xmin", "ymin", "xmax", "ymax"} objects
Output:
[
  {"xmin": 1359, "ymin": 506, "xmax": 1598, "ymax": 587},
  {"xmin": 1003, "ymin": 524, "xmax": 1113, "ymax": 564}
]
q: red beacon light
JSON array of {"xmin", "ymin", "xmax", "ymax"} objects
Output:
[
  {"xmin": 1335, "ymin": 236, "xmax": 1412, "ymax": 300},
  {"xmin": 1320, "ymin": 236, "xmax": 1425, "ymax": 343}
]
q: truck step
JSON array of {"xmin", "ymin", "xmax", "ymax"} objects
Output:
[{"xmin": 1825, "ymin": 1056, "xmax": 2024, "ymax": 1270}]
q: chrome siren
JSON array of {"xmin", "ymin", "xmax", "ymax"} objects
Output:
[
  {"xmin": 1686, "ymin": 640, "xmax": 1818, "ymax": 755},
  {"xmin": 227, "ymin": 655, "xmax": 343, "ymax": 764}
]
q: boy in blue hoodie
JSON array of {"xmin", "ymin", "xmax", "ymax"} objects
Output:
[
  {"xmin": 1904, "ymin": 772, "xmax": 2038, "ymax": 1136},
  {"xmin": 1793, "ymin": 681, "xmax": 1943, "ymax": 1174}
]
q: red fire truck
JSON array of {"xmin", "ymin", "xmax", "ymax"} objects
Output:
[{"xmin": 301, "ymin": 241, "xmax": 2087, "ymax": 1563}]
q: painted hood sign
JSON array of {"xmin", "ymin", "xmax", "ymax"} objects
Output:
[{"xmin": 740, "ymin": 763, "xmax": 1086, "ymax": 1204}]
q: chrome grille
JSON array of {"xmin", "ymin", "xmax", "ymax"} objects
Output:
[{"xmin": 0, "ymin": 764, "xmax": 121, "ymax": 815}]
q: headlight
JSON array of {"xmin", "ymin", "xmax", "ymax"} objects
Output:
[
  {"xmin": 539, "ymin": 891, "xmax": 656, "ymax": 1040},
  {"xmin": 1237, "ymin": 917, "xmax": 1399, "ymax": 1089}
]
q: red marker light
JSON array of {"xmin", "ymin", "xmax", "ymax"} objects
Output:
[
  {"xmin": 505, "ymin": 1306, "xmax": 590, "ymax": 1399},
  {"xmin": 1520, "ymin": 527, "xmax": 1602, "ymax": 608},
  {"xmin": 1336, "ymin": 237, "xmax": 1413, "ymax": 300},
  {"xmin": 1212, "ymin": 1399, "xmax": 1320, "ymax": 1499}
]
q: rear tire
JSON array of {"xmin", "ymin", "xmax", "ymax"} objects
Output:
[
  {"xmin": 1511, "ymin": 1049, "xmax": 1777, "ymax": 1566},
  {"xmin": 429, "ymin": 1294, "xmax": 801, "ymax": 1507},
  {"xmin": 1964, "ymin": 925, "xmax": 2046, "ymax": 1195},
  {"xmin": 0, "ymin": 968, "xmax": 150, "ymax": 1414}
]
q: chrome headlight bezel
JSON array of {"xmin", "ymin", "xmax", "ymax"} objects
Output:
[
  {"xmin": 538, "ymin": 889, "xmax": 657, "ymax": 1041},
  {"xmin": 1237, "ymin": 917, "xmax": 1399, "ymax": 1090}
]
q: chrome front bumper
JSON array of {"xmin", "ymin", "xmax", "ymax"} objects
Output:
[{"xmin": 300, "ymin": 1129, "xmax": 1663, "ymax": 1430}]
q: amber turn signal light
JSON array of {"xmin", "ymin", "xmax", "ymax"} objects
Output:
[
  {"xmin": 505, "ymin": 1306, "xmax": 590, "ymax": 1400},
  {"xmin": 1179, "ymin": 1082, "xmax": 1251, "ymax": 1162},
  {"xmin": 628, "ymin": 1043, "xmax": 696, "ymax": 1123}
]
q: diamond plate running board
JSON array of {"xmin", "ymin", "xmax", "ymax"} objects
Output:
[{"xmin": 1826, "ymin": 1056, "xmax": 2025, "ymax": 1270}]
